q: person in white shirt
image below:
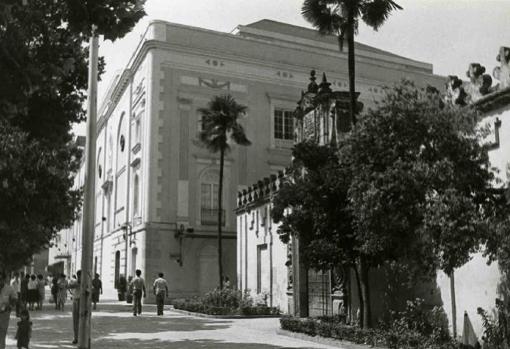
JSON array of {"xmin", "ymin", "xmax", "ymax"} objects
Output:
[
  {"xmin": 10, "ymin": 273, "xmax": 20, "ymax": 317},
  {"xmin": 0, "ymin": 271, "xmax": 17, "ymax": 349},
  {"xmin": 67, "ymin": 270, "xmax": 81, "ymax": 345},
  {"xmin": 131, "ymin": 269, "xmax": 146, "ymax": 316},
  {"xmin": 152, "ymin": 273, "xmax": 168, "ymax": 316}
]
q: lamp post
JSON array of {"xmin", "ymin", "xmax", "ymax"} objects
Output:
[
  {"xmin": 78, "ymin": 25, "xmax": 99, "ymax": 349},
  {"xmin": 173, "ymin": 224, "xmax": 194, "ymax": 266}
]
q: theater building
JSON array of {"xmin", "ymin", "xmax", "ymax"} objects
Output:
[{"xmin": 50, "ymin": 18, "xmax": 443, "ymax": 301}]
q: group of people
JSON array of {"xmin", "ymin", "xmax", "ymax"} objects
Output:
[
  {"xmin": 10, "ymin": 273, "xmax": 46, "ymax": 314},
  {"xmin": 0, "ymin": 270, "xmax": 104, "ymax": 349},
  {"xmin": 1, "ymin": 268, "xmax": 169, "ymax": 348},
  {"xmin": 0, "ymin": 271, "xmax": 30, "ymax": 349},
  {"xmin": 118, "ymin": 269, "xmax": 169, "ymax": 317},
  {"xmin": 49, "ymin": 273, "xmax": 102, "ymax": 311}
]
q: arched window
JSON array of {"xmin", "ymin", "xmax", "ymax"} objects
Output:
[{"xmin": 108, "ymin": 135, "xmax": 113, "ymax": 172}]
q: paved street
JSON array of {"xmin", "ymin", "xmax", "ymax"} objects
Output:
[{"xmin": 5, "ymin": 301, "xmax": 340, "ymax": 348}]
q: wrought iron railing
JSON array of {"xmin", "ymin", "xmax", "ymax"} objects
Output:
[{"xmin": 201, "ymin": 208, "xmax": 226, "ymax": 226}]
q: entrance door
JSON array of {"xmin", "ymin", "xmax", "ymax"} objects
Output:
[
  {"xmin": 114, "ymin": 251, "xmax": 120, "ymax": 288},
  {"xmin": 198, "ymin": 245, "xmax": 218, "ymax": 294}
]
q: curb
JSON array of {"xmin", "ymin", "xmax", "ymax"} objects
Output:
[
  {"xmin": 276, "ymin": 328, "xmax": 386, "ymax": 349},
  {"xmin": 171, "ymin": 307, "xmax": 281, "ymax": 319}
]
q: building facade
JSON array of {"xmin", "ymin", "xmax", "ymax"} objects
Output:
[{"xmin": 50, "ymin": 18, "xmax": 443, "ymax": 301}]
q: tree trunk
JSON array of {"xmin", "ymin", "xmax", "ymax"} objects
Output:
[
  {"xmin": 358, "ymin": 257, "xmax": 372, "ymax": 328},
  {"xmin": 352, "ymin": 263, "xmax": 364, "ymax": 327},
  {"xmin": 218, "ymin": 147, "xmax": 225, "ymax": 290},
  {"xmin": 347, "ymin": 10, "xmax": 357, "ymax": 126}
]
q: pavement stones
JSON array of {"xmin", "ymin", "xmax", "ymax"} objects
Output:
[{"xmin": 5, "ymin": 302, "xmax": 344, "ymax": 348}]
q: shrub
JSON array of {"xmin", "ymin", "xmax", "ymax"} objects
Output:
[
  {"xmin": 173, "ymin": 289, "xmax": 280, "ymax": 316},
  {"xmin": 280, "ymin": 300, "xmax": 457, "ymax": 349},
  {"xmin": 478, "ymin": 300, "xmax": 510, "ymax": 349}
]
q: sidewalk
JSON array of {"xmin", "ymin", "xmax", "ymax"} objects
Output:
[{"xmin": 5, "ymin": 301, "xmax": 344, "ymax": 348}]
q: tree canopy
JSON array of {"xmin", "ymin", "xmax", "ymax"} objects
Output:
[
  {"xmin": 0, "ymin": 0, "xmax": 145, "ymax": 271},
  {"xmin": 272, "ymin": 81, "xmax": 507, "ymax": 327}
]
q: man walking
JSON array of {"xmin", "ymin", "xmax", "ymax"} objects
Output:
[
  {"xmin": 67, "ymin": 270, "xmax": 81, "ymax": 345},
  {"xmin": 91, "ymin": 273, "xmax": 102, "ymax": 310},
  {"xmin": 132, "ymin": 269, "xmax": 146, "ymax": 316},
  {"xmin": 0, "ymin": 272, "xmax": 17, "ymax": 349},
  {"xmin": 10, "ymin": 273, "xmax": 20, "ymax": 317},
  {"xmin": 153, "ymin": 273, "xmax": 168, "ymax": 316}
]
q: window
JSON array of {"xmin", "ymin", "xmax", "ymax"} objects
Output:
[
  {"xmin": 274, "ymin": 109, "xmax": 294, "ymax": 140},
  {"xmin": 200, "ymin": 170, "xmax": 225, "ymax": 226},
  {"xmin": 133, "ymin": 174, "xmax": 139, "ymax": 218}
]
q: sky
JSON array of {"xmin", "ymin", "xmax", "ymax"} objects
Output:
[{"xmin": 74, "ymin": 0, "xmax": 510, "ymax": 135}]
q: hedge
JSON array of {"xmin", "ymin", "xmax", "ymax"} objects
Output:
[{"xmin": 280, "ymin": 316, "xmax": 457, "ymax": 349}]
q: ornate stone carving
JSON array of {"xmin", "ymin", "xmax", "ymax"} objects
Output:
[
  {"xmin": 465, "ymin": 63, "xmax": 492, "ymax": 102},
  {"xmin": 493, "ymin": 46, "xmax": 510, "ymax": 89},
  {"xmin": 445, "ymin": 75, "xmax": 467, "ymax": 106}
]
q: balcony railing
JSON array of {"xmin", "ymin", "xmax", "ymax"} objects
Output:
[{"xmin": 201, "ymin": 208, "xmax": 226, "ymax": 226}]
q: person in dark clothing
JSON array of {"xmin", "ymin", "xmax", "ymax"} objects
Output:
[
  {"xmin": 50, "ymin": 276, "xmax": 58, "ymax": 309},
  {"xmin": 20, "ymin": 275, "xmax": 29, "ymax": 310},
  {"xmin": 91, "ymin": 274, "xmax": 102, "ymax": 310},
  {"xmin": 15, "ymin": 309, "xmax": 31, "ymax": 349}
]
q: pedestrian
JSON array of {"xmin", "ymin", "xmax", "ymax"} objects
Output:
[
  {"xmin": 131, "ymin": 269, "xmax": 146, "ymax": 316},
  {"xmin": 36, "ymin": 274, "xmax": 45, "ymax": 310},
  {"xmin": 50, "ymin": 275, "xmax": 58, "ymax": 309},
  {"xmin": 67, "ymin": 270, "xmax": 81, "ymax": 345},
  {"xmin": 15, "ymin": 309, "xmax": 31, "ymax": 349},
  {"xmin": 153, "ymin": 273, "xmax": 168, "ymax": 316},
  {"xmin": 27, "ymin": 275, "xmax": 38, "ymax": 311},
  {"xmin": 91, "ymin": 273, "xmax": 102, "ymax": 310},
  {"xmin": 223, "ymin": 276, "xmax": 231, "ymax": 289},
  {"xmin": 0, "ymin": 271, "xmax": 17, "ymax": 349},
  {"xmin": 20, "ymin": 274, "xmax": 29, "ymax": 311},
  {"xmin": 10, "ymin": 273, "xmax": 21, "ymax": 317},
  {"xmin": 56, "ymin": 274, "xmax": 67, "ymax": 311},
  {"xmin": 117, "ymin": 274, "xmax": 126, "ymax": 301}
]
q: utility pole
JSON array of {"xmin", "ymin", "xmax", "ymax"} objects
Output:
[{"xmin": 78, "ymin": 25, "xmax": 99, "ymax": 349}]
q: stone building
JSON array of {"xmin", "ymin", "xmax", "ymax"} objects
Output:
[
  {"xmin": 436, "ymin": 48, "xmax": 510, "ymax": 338},
  {"xmin": 49, "ymin": 18, "xmax": 442, "ymax": 301}
]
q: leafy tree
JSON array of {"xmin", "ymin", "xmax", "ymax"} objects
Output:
[
  {"xmin": 199, "ymin": 95, "xmax": 251, "ymax": 289},
  {"xmin": 302, "ymin": 0, "xmax": 402, "ymax": 125},
  {"xmin": 0, "ymin": 0, "xmax": 145, "ymax": 271},
  {"xmin": 273, "ymin": 81, "xmax": 503, "ymax": 328}
]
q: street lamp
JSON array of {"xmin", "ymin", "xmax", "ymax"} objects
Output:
[{"xmin": 172, "ymin": 224, "xmax": 194, "ymax": 266}]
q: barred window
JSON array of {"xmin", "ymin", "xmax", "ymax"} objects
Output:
[{"xmin": 274, "ymin": 109, "xmax": 294, "ymax": 140}]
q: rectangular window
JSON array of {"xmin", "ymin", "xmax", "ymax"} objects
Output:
[
  {"xmin": 274, "ymin": 109, "xmax": 294, "ymax": 140},
  {"xmin": 200, "ymin": 183, "xmax": 224, "ymax": 225}
]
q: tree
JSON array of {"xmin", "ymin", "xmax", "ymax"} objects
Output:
[
  {"xmin": 0, "ymin": 0, "xmax": 145, "ymax": 271},
  {"xmin": 302, "ymin": 0, "xmax": 402, "ymax": 126},
  {"xmin": 199, "ymin": 95, "xmax": 251, "ymax": 289},
  {"xmin": 273, "ymin": 81, "xmax": 503, "ymax": 328}
]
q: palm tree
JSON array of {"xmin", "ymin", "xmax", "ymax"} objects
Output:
[
  {"xmin": 198, "ymin": 95, "xmax": 251, "ymax": 289},
  {"xmin": 302, "ymin": 0, "xmax": 402, "ymax": 127},
  {"xmin": 302, "ymin": 0, "xmax": 401, "ymax": 328}
]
